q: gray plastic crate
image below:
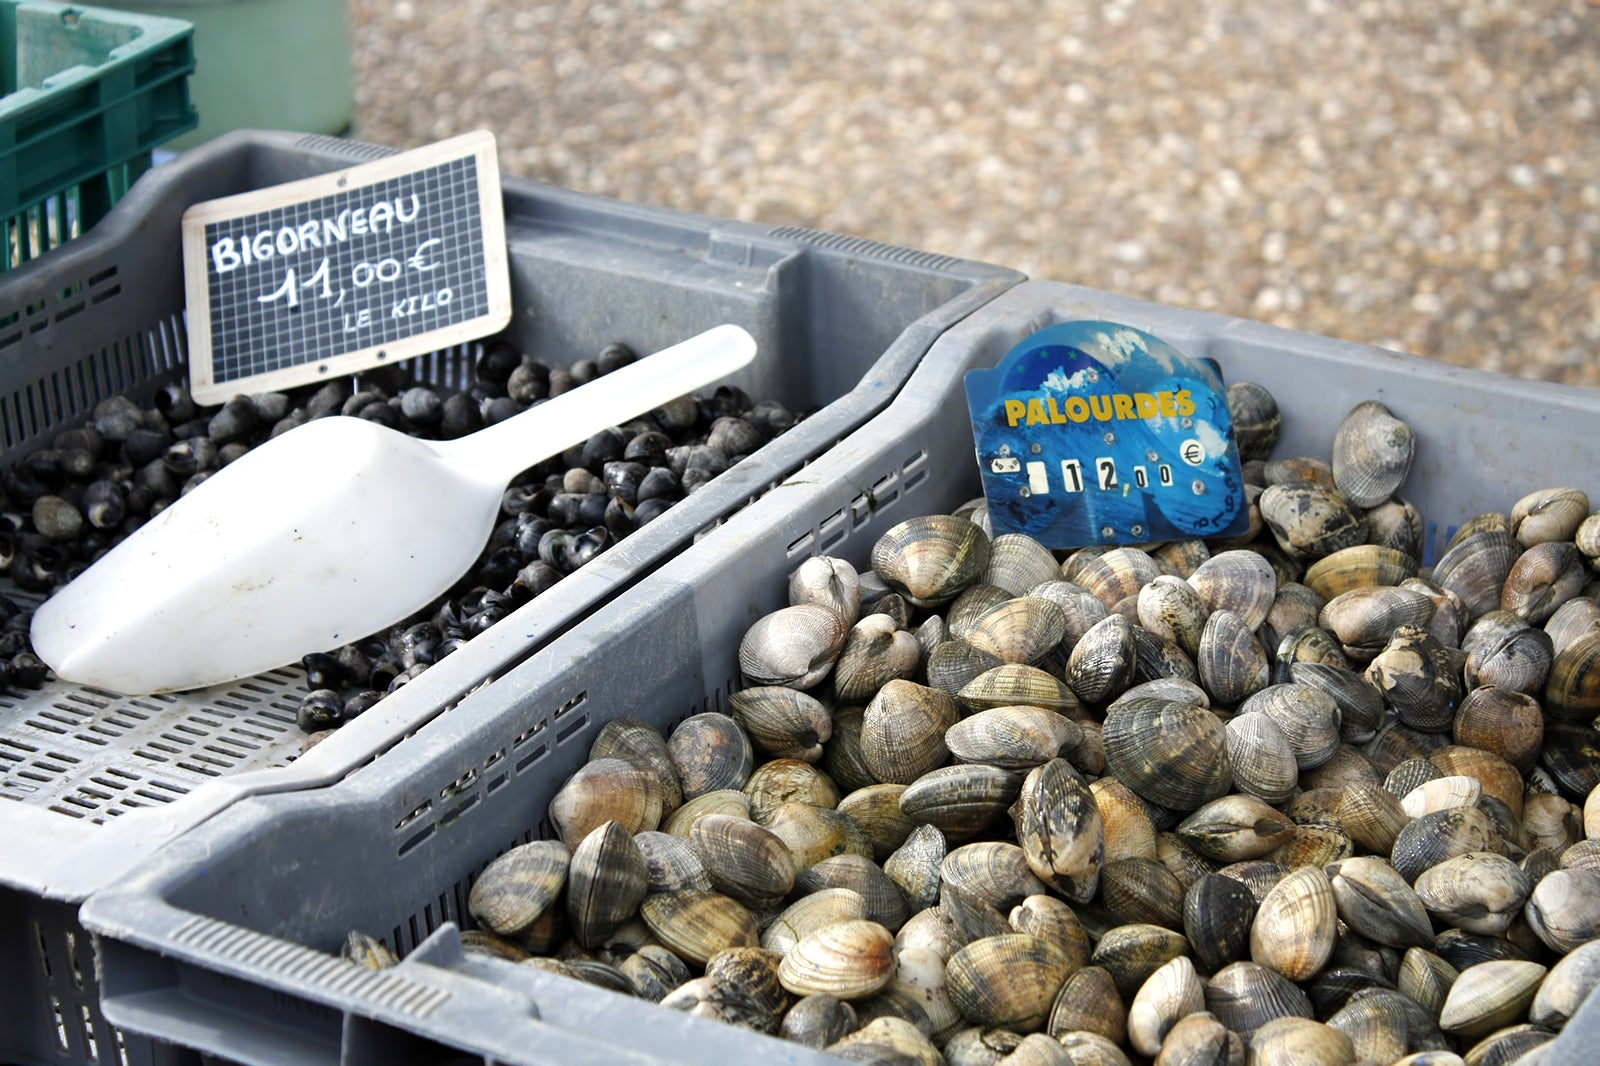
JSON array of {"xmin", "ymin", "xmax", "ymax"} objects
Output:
[
  {"xmin": 0, "ymin": 129, "xmax": 1020, "ymax": 1066},
  {"xmin": 80, "ymin": 279, "xmax": 1600, "ymax": 1064}
]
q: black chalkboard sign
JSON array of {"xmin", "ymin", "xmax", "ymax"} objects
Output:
[{"xmin": 181, "ymin": 131, "xmax": 511, "ymax": 403}]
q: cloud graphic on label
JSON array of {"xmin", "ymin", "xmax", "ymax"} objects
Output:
[
  {"xmin": 1041, "ymin": 366, "xmax": 1095, "ymax": 393},
  {"xmin": 1195, "ymin": 420, "xmax": 1229, "ymax": 460}
]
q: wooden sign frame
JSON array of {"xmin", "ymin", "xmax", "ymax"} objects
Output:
[{"xmin": 182, "ymin": 130, "xmax": 512, "ymax": 403}]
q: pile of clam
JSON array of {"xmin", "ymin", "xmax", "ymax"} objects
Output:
[
  {"xmin": 366, "ymin": 387, "xmax": 1600, "ymax": 1066},
  {"xmin": 0, "ymin": 333, "xmax": 799, "ymax": 731}
]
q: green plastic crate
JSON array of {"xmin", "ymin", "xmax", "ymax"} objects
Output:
[{"xmin": 0, "ymin": 0, "xmax": 195, "ymax": 270}]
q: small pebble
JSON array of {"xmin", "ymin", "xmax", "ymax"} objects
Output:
[{"xmin": 31, "ymin": 497, "xmax": 83, "ymax": 542}]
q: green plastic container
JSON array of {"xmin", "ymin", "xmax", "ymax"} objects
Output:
[
  {"xmin": 100, "ymin": 0, "xmax": 352, "ymax": 148},
  {"xmin": 0, "ymin": 0, "xmax": 196, "ymax": 269}
]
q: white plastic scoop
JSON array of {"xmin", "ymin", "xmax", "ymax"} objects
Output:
[{"xmin": 31, "ymin": 324, "xmax": 757, "ymax": 695}]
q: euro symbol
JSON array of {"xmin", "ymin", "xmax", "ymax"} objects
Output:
[
  {"xmin": 1180, "ymin": 439, "xmax": 1205, "ymax": 466},
  {"xmin": 407, "ymin": 238, "xmax": 442, "ymax": 272}
]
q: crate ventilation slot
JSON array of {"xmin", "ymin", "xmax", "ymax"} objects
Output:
[
  {"xmin": 396, "ymin": 343, "xmax": 479, "ymax": 394},
  {"xmin": 766, "ymin": 226, "xmax": 964, "ymax": 271},
  {"xmin": 77, "ymin": 1004, "xmax": 98, "ymax": 1062},
  {"xmin": 6, "ymin": 748, "xmax": 88, "ymax": 795},
  {"xmin": 6, "ymin": 322, "xmax": 175, "ymax": 437},
  {"xmin": 65, "ymin": 930, "xmax": 85, "ymax": 989},
  {"xmin": 514, "ymin": 728, "xmax": 549, "ymax": 774},
  {"xmin": 25, "ymin": 706, "xmax": 88, "ymax": 733},
  {"xmin": 47, "ymin": 771, "xmax": 189, "ymax": 822},
  {"xmin": 170, "ymin": 916, "xmax": 451, "ymax": 1017},
  {"xmin": 513, "ymin": 721, "xmax": 546, "ymax": 749},
  {"xmin": 902, "ymin": 449, "xmax": 930, "ymax": 490},
  {"xmin": 33, "ymin": 921, "xmax": 54, "ymax": 980},
  {"xmin": 850, "ymin": 479, "xmax": 887, "ymax": 527},
  {"xmin": 440, "ymin": 768, "xmax": 477, "ymax": 800},
  {"xmin": 397, "ymin": 800, "xmax": 432, "ymax": 832},
  {"xmin": 796, "ymin": 505, "xmax": 848, "ymax": 557},
  {"xmin": 47, "ymin": 996, "xmax": 66, "ymax": 1052},
  {"xmin": 0, "ymin": 736, "xmax": 35, "ymax": 775},
  {"xmin": 552, "ymin": 691, "xmax": 590, "ymax": 744},
  {"xmin": 294, "ymin": 134, "xmax": 401, "ymax": 161}
]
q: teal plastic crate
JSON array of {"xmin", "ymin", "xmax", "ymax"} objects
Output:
[{"xmin": 0, "ymin": 0, "xmax": 196, "ymax": 270}]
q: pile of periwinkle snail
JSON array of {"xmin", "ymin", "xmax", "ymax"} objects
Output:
[
  {"xmin": 0, "ymin": 335, "xmax": 798, "ymax": 731},
  {"xmin": 336, "ymin": 384, "xmax": 1600, "ymax": 1066}
]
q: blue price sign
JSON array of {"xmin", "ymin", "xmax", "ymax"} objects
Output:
[{"xmin": 964, "ymin": 321, "xmax": 1250, "ymax": 548}]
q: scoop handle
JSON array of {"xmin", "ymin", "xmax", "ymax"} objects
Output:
[{"xmin": 440, "ymin": 324, "xmax": 758, "ymax": 483}]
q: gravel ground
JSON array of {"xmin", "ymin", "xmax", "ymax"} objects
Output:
[{"xmin": 349, "ymin": 0, "xmax": 1600, "ymax": 387}]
